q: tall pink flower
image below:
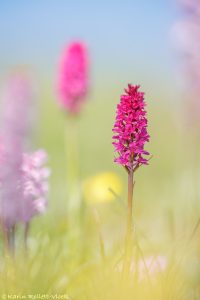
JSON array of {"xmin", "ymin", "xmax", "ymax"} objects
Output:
[
  {"xmin": 112, "ymin": 84, "xmax": 150, "ymax": 172},
  {"xmin": 57, "ymin": 41, "xmax": 89, "ymax": 114},
  {"xmin": 0, "ymin": 74, "xmax": 50, "ymax": 229},
  {"xmin": 112, "ymin": 84, "xmax": 150, "ymax": 276},
  {"xmin": 0, "ymin": 74, "xmax": 32, "ymax": 229},
  {"xmin": 177, "ymin": 0, "xmax": 200, "ymax": 15},
  {"xmin": 173, "ymin": 0, "xmax": 200, "ymax": 126}
]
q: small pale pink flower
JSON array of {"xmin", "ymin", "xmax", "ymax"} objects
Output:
[
  {"xmin": 20, "ymin": 150, "xmax": 50, "ymax": 222},
  {"xmin": 130, "ymin": 255, "xmax": 167, "ymax": 281},
  {"xmin": 57, "ymin": 41, "xmax": 89, "ymax": 114},
  {"xmin": 0, "ymin": 143, "xmax": 50, "ymax": 225},
  {"xmin": 112, "ymin": 84, "xmax": 150, "ymax": 172},
  {"xmin": 116, "ymin": 255, "xmax": 167, "ymax": 281}
]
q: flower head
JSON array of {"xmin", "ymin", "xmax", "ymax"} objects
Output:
[
  {"xmin": 20, "ymin": 150, "xmax": 50, "ymax": 222},
  {"xmin": 0, "ymin": 74, "xmax": 50, "ymax": 228},
  {"xmin": 173, "ymin": 0, "xmax": 200, "ymax": 127},
  {"xmin": 177, "ymin": 0, "xmax": 200, "ymax": 15},
  {"xmin": 116, "ymin": 255, "xmax": 167, "ymax": 281},
  {"xmin": 112, "ymin": 84, "xmax": 150, "ymax": 172},
  {"xmin": 57, "ymin": 41, "xmax": 89, "ymax": 114},
  {"xmin": 135, "ymin": 255, "xmax": 167, "ymax": 281},
  {"xmin": 0, "ymin": 146, "xmax": 50, "ymax": 225},
  {"xmin": 0, "ymin": 74, "xmax": 32, "ymax": 228}
]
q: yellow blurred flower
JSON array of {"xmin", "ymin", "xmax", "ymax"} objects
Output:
[{"xmin": 83, "ymin": 172, "xmax": 122, "ymax": 204}]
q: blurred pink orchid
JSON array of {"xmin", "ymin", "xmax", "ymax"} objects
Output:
[
  {"xmin": 57, "ymin": 41, "xmax": 89, "ymax": 114},
  {"xmin": 21, "ymin": 149, "xmax": 50, "ymax": 223},
  {"xmin": 173, "ymin": 0, "xmax": 200, "ymax": 126}
]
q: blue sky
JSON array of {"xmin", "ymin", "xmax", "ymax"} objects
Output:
[{"xmin": 0, "ymin": 0, "xmax": 178, "ymax": 92}]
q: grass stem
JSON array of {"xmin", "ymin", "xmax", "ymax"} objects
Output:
[{"xmin": 123, "ymin": 169, "xmax": 134, "ymax": 278}]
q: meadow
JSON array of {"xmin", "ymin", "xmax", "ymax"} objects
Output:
[
  {"xmin": 0, "ymin": 77, "xmax": 199, "ymax": 299},
  {"xmin": 1, "ymin": 1, "xmax": 200, "ymax": 299}
]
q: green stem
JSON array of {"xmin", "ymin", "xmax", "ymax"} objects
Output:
[
  {"xmin": 123, "ymin": 169, "xmax": 134, "ymax": 277},
  {"xmin": 9, "ymin": 225, "xmax": 15, "ymax": 255},
  {"xmin": 65, "ymin": 117, "xmax": 80, "ymax": 213},
  {"xmin": 24, "ymin": 222, "xmax": 30, "ymax": 252},
  {"xmin": 93, "ymin": 209, "xmax": 106, "ymax": 263},
  {"xmin": 127, "ymin": 169, "xmax": 134, "ymax": 241},
  {"xmin": 1, "ymin": 225, "xmax": 16, "ymax": 256}
]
